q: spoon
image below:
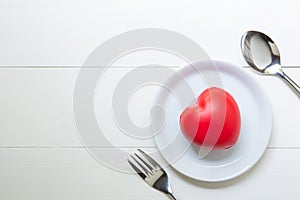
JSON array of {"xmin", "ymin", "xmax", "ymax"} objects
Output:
[{"xmin": 241, "ymin": 30, "xmax": 300, "ymax": 97}]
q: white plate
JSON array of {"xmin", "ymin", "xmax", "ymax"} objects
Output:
[{"xmin": 151, "ymin": 61, "xmax": 272, "ymax": 182}]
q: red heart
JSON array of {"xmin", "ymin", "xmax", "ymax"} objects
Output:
[{"xmin": 180, "ymin": 87, "xmax": 241, "ymax": 149}]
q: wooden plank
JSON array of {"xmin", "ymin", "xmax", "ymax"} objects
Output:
[
  {"xmin": 0, "ymin": 68, "xmax": 299, "ymax": 147},
  {"xmin": 1, "ymin": 0, "xmax": 300, "ymax": 66},
  {"xmin": 0, "ymin": 148, "xmax": 299, "ymax": 199}
]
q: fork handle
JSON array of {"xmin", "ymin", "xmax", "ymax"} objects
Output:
[{"xmin": 166, "ymin": 193, "xmax": 179, "ymax": 200}]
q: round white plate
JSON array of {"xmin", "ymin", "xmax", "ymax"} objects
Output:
[{"xmin": 151, "ymin": 61, "xmax": 272, "ymax": 182}]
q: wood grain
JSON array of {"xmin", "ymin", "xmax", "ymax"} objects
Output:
[
  {"xmin": 0, "ymin": 68, "xmax": 299, "ymax": 147},
  {"xmin": 1, "ymin": 0, "xmax": 300, "ymax": 66},
  {"xmin": 0, "ymin": 148, "xmax": 299, "ymax": 200}
]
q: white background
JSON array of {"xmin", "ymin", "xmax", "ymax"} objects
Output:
[{"xmin": 0, "ymin": 0, "xmax": 300, "ymax": 199}]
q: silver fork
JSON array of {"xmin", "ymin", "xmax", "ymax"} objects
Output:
[{"xmin": 127, "ymin": 149, "xmax": 180, "ymax": 200}]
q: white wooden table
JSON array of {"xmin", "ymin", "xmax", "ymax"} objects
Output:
[{"xmin": 0, "ymin": 1, "xmax": 299, "ymax": 199}]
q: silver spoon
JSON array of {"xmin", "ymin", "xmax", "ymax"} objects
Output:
[{"xmin": 241, "ymin": 30, "xmax": 300, "ymax": 97}]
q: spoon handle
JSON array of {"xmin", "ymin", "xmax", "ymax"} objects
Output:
[{"xmin": 279, "ymin": 71, "xmax": 300, "ymax": 98}]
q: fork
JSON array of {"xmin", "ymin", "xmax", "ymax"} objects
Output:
[{"xmin": 127, "ymin": 149, "xmax": 180, "ymax": 200}]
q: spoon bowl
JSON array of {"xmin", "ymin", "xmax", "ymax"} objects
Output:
[{"xmin": 241, "ymin": 30, "xmax": 300, "ymax": 97}]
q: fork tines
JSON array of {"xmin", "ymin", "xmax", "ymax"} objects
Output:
[
  {"xmin": 127, "ymin": 149, "xmax": 161, "ymax": 179},
  {"xmin": 127, "ymin": 149, "xmax": 179, "ymax": 199}
]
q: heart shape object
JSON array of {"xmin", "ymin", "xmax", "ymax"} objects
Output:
[{"xmin": 180, "ymin": 87, "xmax": 241, "ymax": 149}]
